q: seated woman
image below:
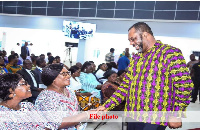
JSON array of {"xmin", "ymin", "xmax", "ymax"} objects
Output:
[
  {"xmin": 68, "ymin": 65, "xmax": 90, "ymax": 95},
  {"xmin": 94, "ymin": 63, "xmax": 107, "ymax": 79},
  {"xmin": 101, "ymin": 70, "xmax": 125, "ymax": 111},
  {"xmin": 0, "ymin": 73, "xmax": 45, "ymax": 129},
  {"xmin": 48, "ymin": 56, "xmax": 57, "ymax": 64},
  {"xmin": 69, "ymin": 65, "xmax": 100, "ymax": 110},
  {"xmin": 78, "ymin": 62, "xmax": 102, "ymax": 99},
  {"xmin": 0, "ymin": 73, "xmax": 93, "ymax": 129},
  {"xmin": 35, "ymin": 63, "xmax": 93, "ymax": 129},
  {"xmin": 94, "ymin": 63, "xmax": 108, "ymax": 83}
]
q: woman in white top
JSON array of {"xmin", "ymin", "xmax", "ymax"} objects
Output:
[
  {"xmin": 68, "ymin": 65, "xmax": 91, "ymax": 97},
  {"xmin": 94, "ymin": 63, "xmax": 108, "ymax": 80}
]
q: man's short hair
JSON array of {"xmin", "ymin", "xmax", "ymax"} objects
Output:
[
  {"xmin": 128, "ymin": 22, "xmax": 153, "ymax": 36},
  {"xmin": 55, "ymin": 56, "xmax": 60, "ymax": 59},
  {"xmin": 47, "ymin": 52, "xmax": 51, "ymax": 56},
  {"xmin": 36, "ymin": 58, "xmax": 45, "ymax": 66},
  {"xmin": 8, "ymin": 55, "xmax": 16, "ymax": 62},
  {"xmin": 110, "ymin": 48, "xmax": 115, "ymax": 52}
]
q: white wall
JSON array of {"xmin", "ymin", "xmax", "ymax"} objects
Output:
[{"xmin": 0, "ymin": 14, "xmax": 200, "ymax": 66}]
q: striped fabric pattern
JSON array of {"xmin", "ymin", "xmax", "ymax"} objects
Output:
[{"xmin": 103, "ymin": 40, "xmax": 193, "ymax": 126}]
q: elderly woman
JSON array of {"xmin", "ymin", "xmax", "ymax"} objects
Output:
[
  {"xmin": 78, "ymin": 62, "xmax": 102, "ymax": 99},
  {"xmin": 35, "ymin": 63, "xmax": 92, "ymax": 129},
  {"xmin": 101, "ymin": 70, "xmax": 125, "ymax": 111},
  {"xmin": 0, "ymin": 73, "xmax": 45, "ymax": 129}
]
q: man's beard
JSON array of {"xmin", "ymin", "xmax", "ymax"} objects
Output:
[
  {"xmin": 137, "ymin": 35, "xmax": 143, "ymax": 53},
  {"xmin": 137, "ymin": 42, "xmax": 143, "ymax": 53}
]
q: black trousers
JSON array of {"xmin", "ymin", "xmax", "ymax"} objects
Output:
[
  {"xmin": 127, "ymin": 118, "xmax": 167, "ymax": 130},
  {"xmin": 192, "ymin": 77, "xmax": 200, "ymax": 101}
]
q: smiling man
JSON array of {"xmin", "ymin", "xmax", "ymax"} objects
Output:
[
  {"xmin": 97, "ymin": 22, "xmax": 193, "ymax": 130},
  {"xmin": 16, "ymin": 59, "xmax": 42, "ymax": 102}
]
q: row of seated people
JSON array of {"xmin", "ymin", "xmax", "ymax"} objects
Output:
[
  {"xmin": 0, "ymin": 51, "xmax": 127, "ymax": 110},
  {"xmin": 0, "ymin": 65, "xmax": 92, "ymax": 129},
  {"xmin": 0, "ymin": 60, "xmax": 128, "ymax": 129},
  {"xmin": 68, "ymin": 61, "xmax": 127, "ymax": 111}
]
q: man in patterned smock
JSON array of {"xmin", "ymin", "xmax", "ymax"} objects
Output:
[{"xmin": 97, "ymin": 22, "xmax": 193, "ymax": 130}]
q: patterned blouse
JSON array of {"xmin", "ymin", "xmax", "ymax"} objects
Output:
[
  {"xmin": 103, "ymin": 41, "xmax": 193, "ymax": 126},
  {"xmin": 35, "ymin": 88, "xmax": 79, "ymax": 130},
  {"xmin": 0, "ymin": 102, "xmax": 45, "ymax": 130}
]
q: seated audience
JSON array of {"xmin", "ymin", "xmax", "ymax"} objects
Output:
[
  {"xmin": 110, "ymin": 62, "xmax": 118, "ymax": 73},
  {"xmin": 88, "ymin": 61, "xmax": 96, "ymax": 73},
  {"xmin": 13, "ymin": 53, "xmax": 23, "ymax": 66},
  {"xmin": 6, "ymin": 55, "xmax": 22, "ymax": 73},
  {"xmin": 11, "ymin": 50, "xmax": 15, "ymax": 55},
  {"xmin": 76, "ymin": 62, "xmax": 82, "ymax": 69},
  {"xmin": 40, "ymin": 54, "xmax": 45, "ymax": 60},
  {"xmin": 33, "ymin": 58, "xmax": 46, "ymax": 84},
  {"xmin": 69, "ymin": 65, "xmax": 100, "ymax": 110},
  {"xmin": 68, "ymin": 65, "xmax": 82, "ymax": 91},
  {"xmin": 31, "ymin": 56, "xmax": 38, "ymax": 70},
  {"xmin": 0, "ymin": 73, "xmax": 92, "ymax": 129},
  {"xmin": 106, "ymin": 63, "xmax": 112, "ymax": 71},
  {"xmin": 35, "ymin": 63, "xmax": 92, "ymax": 129},
  {"xmin": 55, "ymin": 56, "xmax": 61, "ymax": 63},
  {"xmin": 17, "ymin": 59, "xmax": 42, "ymax": 102},
  {"xmin": 0, "ymin": 57, "xmax": 8, "ymax": 75},
  {"xmin": 2, "ymin": 50, "xmax": 8, "ymax": 64},
  {"xmin": 79, "ymin": 62, "xmax": 102, "ymax": 99},
  {"xmin": 101, "ymin": 70, "xmax": 125, "ymax": 110},
  {"xmin": 89, "ymin": 61, "xmax": 103, "ymax": 84},
  {"xmin": 48, "ymin": 56, "xmax": 57, "ymax": 64},
  {"xmin": 94, "ymin": 63, "xmax": 108, "ymax": 79}
]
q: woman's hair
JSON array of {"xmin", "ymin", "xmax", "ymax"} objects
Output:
[
  {"xmin": 106, "ymin": 63, "xmax": 112, "ymax": 70},
  {"xmin": 94, "ymin": 63, "xmax": 104, "ymax": 74},
  {"xmin": 42, "ymin": 63, "xmax": 64, "ymax": 86},
  {"xmin": 69, "ymin": 65, "xmax": 79, "ymax": 75},
  {"xmin": 81, "ymin": 61, "xmax": 91, "ymax": 72},
  {"xmin": 103, "ymin": 70, "xmax": 116, "ymax": 79},
  {"xmin": 48, "ymin": 56, "xmax": 55, "ymax": 64},
  {"xmin": 0, "ymin": 73, "xmax": 22, "ymax": 101},
  {"xmin": 117, "ymin": 70, "xmax": 126, "ymax": 76}
]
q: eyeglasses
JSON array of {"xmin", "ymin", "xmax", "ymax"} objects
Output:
[
  {"xmin": 17, "ymin": 81, "xmax": 28, "ymax": 86},
  {"xmin": 59, "ymin": 71, "xmax": 71, "ymax": 76}
]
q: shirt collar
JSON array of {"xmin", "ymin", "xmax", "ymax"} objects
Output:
[{"xmin": 36, "ymin": 66, "xmax": 43, "ymax": 72}]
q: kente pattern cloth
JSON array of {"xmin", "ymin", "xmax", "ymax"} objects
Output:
[
  {"xmin": 6, "ymin": 63, "xmax": 22, "ymax": 73},
  {"xmin": 76, "ymin": 93, "xmax": 100, "ymax": 111},
  {"xmin": 0, "ymin": 66, "xmax": 8, "ymax": 75},
  {"xmin": 103, "ymin": 41, "xmax": 193, "ymax": 126}
]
